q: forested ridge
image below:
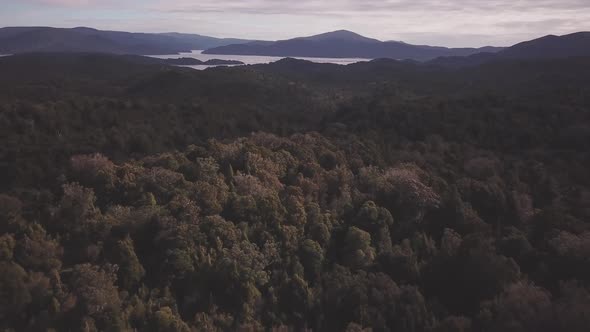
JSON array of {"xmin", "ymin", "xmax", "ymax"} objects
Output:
[{"xmin": 0, "ymin": 54, "xmax": 589, "ymax": 331}]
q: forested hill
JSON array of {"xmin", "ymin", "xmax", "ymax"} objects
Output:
[{"xmin": 0, "ymin": 53, "xmax": 589, "ymax": 331}]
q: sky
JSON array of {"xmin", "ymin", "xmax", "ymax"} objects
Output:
[{"xmin": 1, "ymin": 0, "xmax": 589, "ymax": 47}]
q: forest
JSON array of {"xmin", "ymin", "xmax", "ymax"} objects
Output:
[{"xmin": 0, "ymin": 53, "xmax": 589, "ymax": 331}]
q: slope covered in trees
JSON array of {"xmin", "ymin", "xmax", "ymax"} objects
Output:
[{"xmin": 0, "ymin": 53, "xmax": 589, "ymax": 331}]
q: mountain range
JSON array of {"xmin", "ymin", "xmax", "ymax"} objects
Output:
[
  {"xmin": 0, "ymin": 26, "xmax": 252, "ymax": 55},
  {"xmin": 203, "ymin": 30, "xmax": 505, "ymax": 61},
  {"xmin": 431, "ymin": 31, "xmax": 590, "ymax": 67},
  {"xmin": 1, "ymin": 27, "xmax": 589, "ymax": 63}
]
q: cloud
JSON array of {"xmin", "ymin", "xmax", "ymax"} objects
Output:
[
  {"xmin": 3, "ymin": 0, "xmax": 590, "ymax": 47},
  {"xmin": 142, "ymin": 0, "xmax": 590, "ymax": 45},
  {"xmin": 24, "ymin": 0, "xmax": 97, "ymax": 5},
  {"xmin": 150, "ymin": 0, "xmax": 590, "ymax": 15},
  {"xmin": 20, "ymin": 0, "xmax": 127, "ymax": 7}
]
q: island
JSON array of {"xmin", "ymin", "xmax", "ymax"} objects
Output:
[
  {"xmin": 118, "ymin": 56, "xmax": 245, "ymax": 66},
  {"xmin": 161, "ymin": 57, "xmax": 244, "ymax": 66}
]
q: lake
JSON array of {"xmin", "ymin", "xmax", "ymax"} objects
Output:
[
  {"xmin": 147, "ymin": 50, "xmax": 370, "ymax": 69},
  {"xmin": 0, "ymin": 51, "xmax": 371, "ymax": 69}
]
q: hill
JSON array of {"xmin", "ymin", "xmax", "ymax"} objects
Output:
[
  {"xmin": 121, "ymin": 55, "xmax": 244, "ymax": 66},
  {"xmin": 0, "ymin": 26, "xmax": 252, "ymax": 55},
  {"xmin": 431, "ymin": 31, "xmax": 590, "ymax": 67},
  {"xmin": 501, "ymin": 31, "xmax": 590, "ymax": 59},
  {"xmin": 203, "ymin": 30, "xmax": 504, "ymax": 61}
]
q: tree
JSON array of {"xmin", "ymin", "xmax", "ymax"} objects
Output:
[
  {"xmin": 56, "ymin": 183, "xmax": 100, "ymax": 232},
  {"xmin": 0, "ymin": 262, "xmax": 31, "ymax": 326},
  {"xmin": 69, "ymin": 153, "xmax": 116, "ymax": 194},
  {"xmin": 440, "ymin": 228, "xmax": 462, "ymax": 257},
  {"xmin": 343, "ymin": 227, "xmax": 376, "ymax": 269},
  {"xmin": 0, "ymin": 234, "xmax": 16, "ymax": 261},
  {"xmin": 68, "ymin": 264, "xmax": 123, "ymax": 330},
  {"xmin": 0, "ymin": 194, "xmax": 24, "ymax": 233},
  {"xmin": 15, "ymin": 223, "xmax": 63, "ymax": 271},
  {"xmin": 479, "ymin": 282, "xmax": 552, "ymax": 332},
  {"xmin": 150, "ymin": 307, "xmax": 191, "ymax": 332},
  {"xmin": 111, "ymin": 236, "xmax": 145, "ymax": 289},
  {"xmin": 299, "ymin": 239, "xmax": 324, "ymax": 281},
  {"xmin": 355, "ymin": 201, "xmax": 394, "ymax": 254}
]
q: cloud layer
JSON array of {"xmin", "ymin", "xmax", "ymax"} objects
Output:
[{"xmin": 4, "ymin": 0, "xmax": 590, "ymax": 47}]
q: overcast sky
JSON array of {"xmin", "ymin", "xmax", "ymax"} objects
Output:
[{"xmin": 1, "ymin": 0, "xmax": 589, "ymax": 47}]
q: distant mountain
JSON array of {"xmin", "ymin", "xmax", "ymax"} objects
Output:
[
  {"xmin": 500, "ymin": 32, "xmax": 590, "ymax": 59},
  {"xmin": 203, "ymin": 30, "xmax": 504, "ymax": 61},
  {"xmin": 0, "ymin": 27, "xmax": 253, "ymax": 55},
  {"xmin": 159, "ymin": 32, "xmax": 254, "ymax": 50},
  {"xmin": 299, "ymin": 30, "xmax": 381, "ymax": 43},
  {"xmin": 431, "ymin": 32, "xmax": 590, "ymax": 67}
]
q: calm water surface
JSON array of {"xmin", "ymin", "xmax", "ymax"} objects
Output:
[
  {"xmin": 148, "ymin": 50, "xmax": 370, "ymax": 70},
  {"xmin": 0, "ymin": 52, "xmax": 370, "ymax": 68}
]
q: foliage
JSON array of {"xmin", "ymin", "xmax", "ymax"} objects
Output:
[{"xmin": 0, "ymin": 53, "xmax": 589, "ymax": 331}]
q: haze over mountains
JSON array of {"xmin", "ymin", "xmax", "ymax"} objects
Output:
[
  {"xmin": 1, "ymin": 26, "xmax": 590, "ymax": 64},
  {"xmin": 0, "ymin": 27, "xmax": 252, "ymax": 55}
]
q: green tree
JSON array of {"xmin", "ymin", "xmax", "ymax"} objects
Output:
[
  {"xmin": 111, "ymin": 236, "xmax": 145, "ymax": 289},
  {"xmin": 0, "ymin": 262, "xmax": 31, "ymax": 326},
  {"xmin": 343, "ymin": 227, "xmax": 376, "ymax": 269},
  {"xmin": 299, "ymin": 239, "xmax": 324, "ymax": 281}
]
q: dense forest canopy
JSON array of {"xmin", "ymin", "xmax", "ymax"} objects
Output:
[{"xmin": 0, "ymin": 53, "xmax": 589, "ymax": 331}]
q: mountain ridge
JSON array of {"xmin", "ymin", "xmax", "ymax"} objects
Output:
[
  {"xmin": 430, "ymin": 31, "xmax": 590, "ymax": 67},
  {"xmin": 0, "ymin": 26, "xmax": 253, "ymax": 55},
  {"xmin": 2, "ymin": 27, "xmax": 588, "ymax": 63},
  {"xmin": 203, "ymin": 30, "xmax": 505, "ymax": 61},
  {"xmin": 296, "ymin": 30, "xmax": 381, "ymax": 43}
]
